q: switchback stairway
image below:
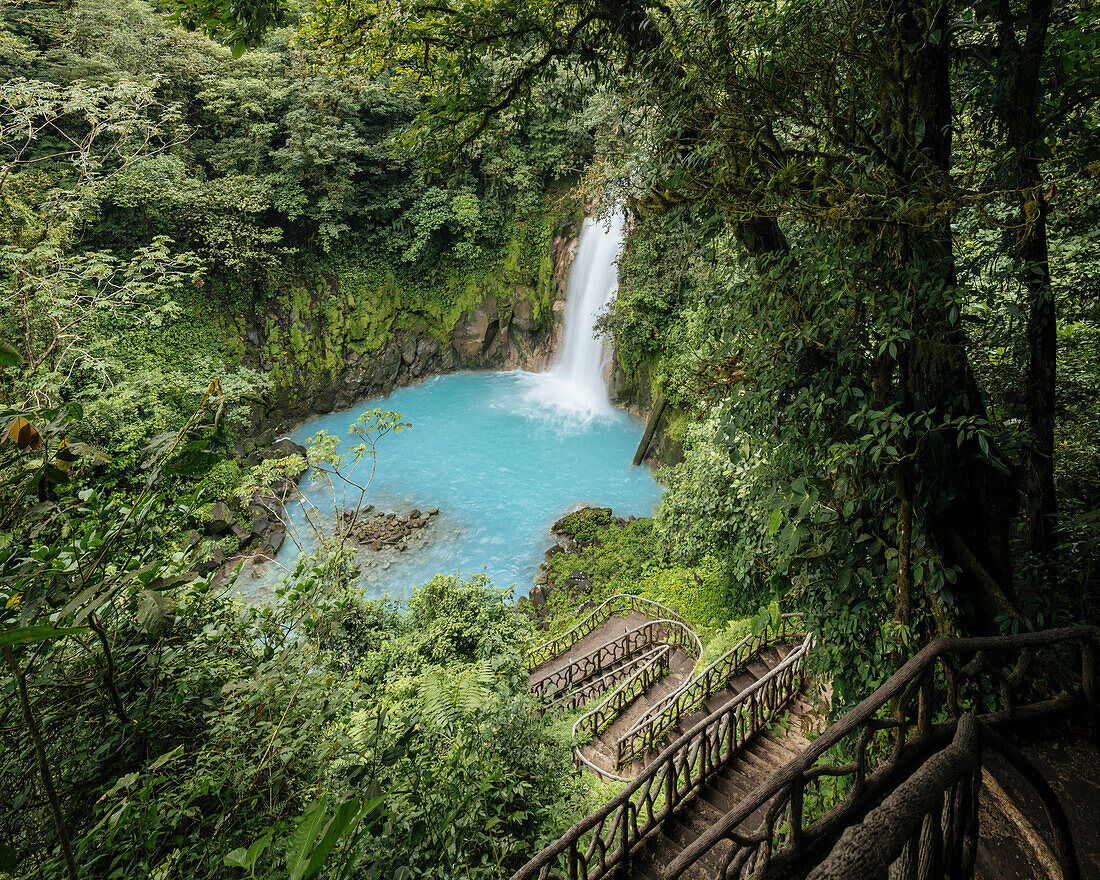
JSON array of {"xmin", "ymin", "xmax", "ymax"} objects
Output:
[
  {"xmin": 514, "ymin": 623, "xmax": 1100, "ymax": 880},
  {"xmin": 527, "ymin": 600, "xmax": 699, "ymax": 718},
  {"xmin": 526, "ymin": 596, "xmax": 814, "ymax": 782}
]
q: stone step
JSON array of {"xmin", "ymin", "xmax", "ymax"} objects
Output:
[
  {"xmin": 760, "ymin": 729, "xmax": 805, "ymax": 760},
  {"xmin": 746, "ymin": 658, "xmax": 772, "ymax": 679}
]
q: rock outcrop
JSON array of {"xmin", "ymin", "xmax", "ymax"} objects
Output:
[
  {"xmin": 338, "ymin": 506, "xmax": 440, "ymax": 553},
  {"xmin": 516, "ymin": 505, "xmax": 632, "ymax": 626}
]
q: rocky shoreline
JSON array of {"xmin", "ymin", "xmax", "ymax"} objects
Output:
[
  {"xmin": 185, "ymin": 438, "xmax": 310, "ymax": 583},
  {"xmin": 516, "ymin": 506, "xmax": 638, "ymax": 626}
]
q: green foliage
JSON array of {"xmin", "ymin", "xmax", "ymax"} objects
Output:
[
  {"xmin": 541, "ymin": 518, "xmax": 755, "ymax": 638},
  {"xmin": 406, "ymin": 574, "xmax": 533, "ymax": 665},
  {"xmin": 1, "ymin": 409, "xmax": 580, "ymax": 879},
  {"xmin": 551, "ymin": 506, "xmax": 613, "ymax": 544},
  {"xmin": 0, "ymin": 0, "xmax": 590, "ymax": 492},
  {"xmin": 289, "ymin": 0, "xmax": 1100, "ymax": 720},
  {"xmin": 201, "ymin": 459, "xmax": 245, "ymax": 504}
]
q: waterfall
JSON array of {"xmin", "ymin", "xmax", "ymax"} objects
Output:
[
  {"xmin": 551, "ymin": 211, "xmax": 625, "ymax": 409},
  {"xmin": 516, "ymin": 210, "xmax": 624, "ymax": 423}
]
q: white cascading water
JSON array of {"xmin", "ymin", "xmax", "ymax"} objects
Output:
[{"xmin": 520, "ymin": 210, "xmax": 626, "ymax": 421}]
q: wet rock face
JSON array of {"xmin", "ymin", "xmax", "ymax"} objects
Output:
[
  {"xmin": 249, "ymin": 224, "xmax": 581, "ymax": 426},
  {"xmin": 339, "ymin": 506, "xmax": 440, "ymax": 553},
  {"xmin": 303, "ymin": 297, "xmax": 563, "ymax": 415}
]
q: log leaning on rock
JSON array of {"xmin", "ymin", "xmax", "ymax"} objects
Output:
[{"xmin": 632, "ymin": 390, "xmax": 667, "ymax": 466}]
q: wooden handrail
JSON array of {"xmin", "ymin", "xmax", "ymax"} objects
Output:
[
  {"xmin": 530, "ymin": 617, "xmax": 700, "ymax": 702},
  {"xmin": 664, "ymin": 625, "xmax": 1100, "ymax": 880},
  {"xmin": 546, "ymin": 647, "xmax": 668, "ymax": 715},
  {"xmin": 513, "ymin": 624, "xmax": 1099, "ymax": 880},
  {"xmin": 615, "ymin": 614, "xmax": 804, "ymax": 769},
  {"xmin": 804, "ymin": 713, "xmax": 982, "ymax": 880},
  {"xmin": 526, "ymin": 593, "xmax": 694, "ymax": 670},
  {"xmin": 573, "ymin": 644, "xmax": 673, "ymax": 781},
  {"xmin": 509, "ymin": 631, "xmax": 816, "ymax": 880}
]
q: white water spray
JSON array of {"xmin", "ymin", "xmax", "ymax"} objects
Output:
[{"xmin": 518, "ymin": 210, "xmax": 625, "ymax": 422}]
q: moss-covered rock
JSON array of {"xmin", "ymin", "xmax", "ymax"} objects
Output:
[
  {"xmin": 243, "ymin": 192, "xmax": 584, "ymax": 426},
  {"xmin": 551, "ymin": 507, "xmax": 615, "ymax": 545}
]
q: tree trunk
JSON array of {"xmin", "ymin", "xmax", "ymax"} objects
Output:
[
  {"xmin": 894, "ymin": 0, "xmax": 1018, "ymax": 633},
  {"xmin": 996, "ymin": 0, "xmax": 1057, "ymax": 572}
]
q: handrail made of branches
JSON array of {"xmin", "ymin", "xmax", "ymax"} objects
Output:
[
  {"xmin": 664, "ymin": 625, "xmax": 1100, "ymax": 880},
  {"xmin": 804, "ymin": 712, "xmax": 982, "ymax": 880},
  {"xmin": 807, "ymin": 712, "xmax": 1083, "ymax": 880},
  {"xmin": 510, "ymin": 631, "xmax": 815, "ymax": 880},
  {"xmin": 530, "ymin": 617, "xmax": 701, "ymax": 704},
  {"xmin": 526, "ymin": 594, "xmax": 694, "ymax": 671},
  {"xmin": 546, "ymin": 646, "xmax": 669, "ymax": 716},
  {"xmin": 573, "ymin": 644, "xmax": 674, "ymax": 780},
  {"xmin": 615, "ymin": 614, "xmax": 805, "ymax": 771}
]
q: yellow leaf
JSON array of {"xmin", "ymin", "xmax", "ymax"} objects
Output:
[
  {"xmin": 5, "ymin": 594, "xmax": 21, "ymax": 610},
  {"xmin": 55, "ymin": 438, "xmax": 74, "ymax": 472},
  {"xmin": 7, "ymin": 417, "xmax": 41, "ymax": 451}
]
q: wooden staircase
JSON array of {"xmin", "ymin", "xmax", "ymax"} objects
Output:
[
  {"xmin": 526, "ymin": 595, "xmax": 812, "ymax": 785},
  {"xmin": 528, "ymin": 609, "xmax": 653, "ymax": 689},
  {"xmin": 627, "ymin": 691, "xmax": 819, "ymax": 880},
  {"xmin": 578, "ymin": 643, "xmax": 804, "ymax": 780},
  {"xmin": 513, "ymin": 624, "xmax": 1100, "ymax": 880},
  {"xmin": 577, "ymin": 650, "xmax": 698, "ymax": 776}
]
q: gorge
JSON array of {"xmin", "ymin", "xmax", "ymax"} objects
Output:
[
  {"xmin": 3, "ymin": 1, "xmax": 1097, "ymax": 877},
  {"xmin": 245, "ymin": 211, "xmax": 661, "ymax": 602}
]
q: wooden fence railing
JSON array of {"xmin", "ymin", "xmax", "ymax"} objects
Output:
[
  {"xmin": 615, "ymin": 614, "xmax": 805, "ymax": 770},
  {"xmin": 526, "ymin": 594, "xmax": 694, "ymax": 671},
  {"xmin": 805, "ymin": 709, "xmax": 1083, "ymax": 880},
  {"xmin": 530, "ymin": 618, "xmax": 700, "ymax": 704},
  {"xmin": 804, "ymin": 712, "xmax": 983, "ymax": 880},
  {"xmin": 546, "ymin": 649, "xmax": 667, "ymax": 716},
  {"xmin": 510, "ymin": 631, "xmax": 815, "ymax": 880},
  {"xmin": 663, "ymin": 625, "xmax": 1100, "ymax": 880},
  {"xmin": 573, "ymin": 644, "xmax": 673, "ymax": 764}
]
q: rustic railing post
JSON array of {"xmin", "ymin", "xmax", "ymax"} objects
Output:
[
  {"xmin": 665, "ymin": 755, "xmax": 676, "ymax": 819},
  {"xmin": 789, "ymin": 775, "xmax": 804, "ymax": 858},
  {"xmin": 917, "ymin": 668, "xmax": 933, "ymax": 739},
  {"xmin": 621, "ymin": 802, "xmax": 631, "ymax": 868},
  {"xmin": 1084, "ymin": 637, "xmax": 1097, "ymax": 737}
]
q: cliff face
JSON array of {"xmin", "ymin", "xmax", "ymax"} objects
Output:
[
  {"xmin": 608, "ymin": 344, "xmax": 684, "ymax": 467},
  {"xmin": 239, "ymin": 205, "xmax": 583, "ymax": 430}
]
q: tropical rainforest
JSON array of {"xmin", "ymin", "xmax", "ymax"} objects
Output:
[{"xmin": 0, "ymin": 0, "xmax": 1097, "ymax": 877}]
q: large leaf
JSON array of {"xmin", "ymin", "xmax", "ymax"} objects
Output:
[
  {"xmin": 0, "ymin": 340, "xmax": 23, "ymax": 367},
  {"xmin": 6, "ymin": 417, "xmax": 41, "ymax": 451},
  {"xmin": 0, "ymin": 624, "xmax": 90, "ymax": 647},
  {"xmin": 301, "ymin": 796, "xmax": 368, "ymax": 880},
  {"xmin": 224, "ymin": 829, "xmax": 272, "ymax": 872},
  {"xmin": 286, "ymin": 796, "xmax": 329, "ymax": 880}
]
